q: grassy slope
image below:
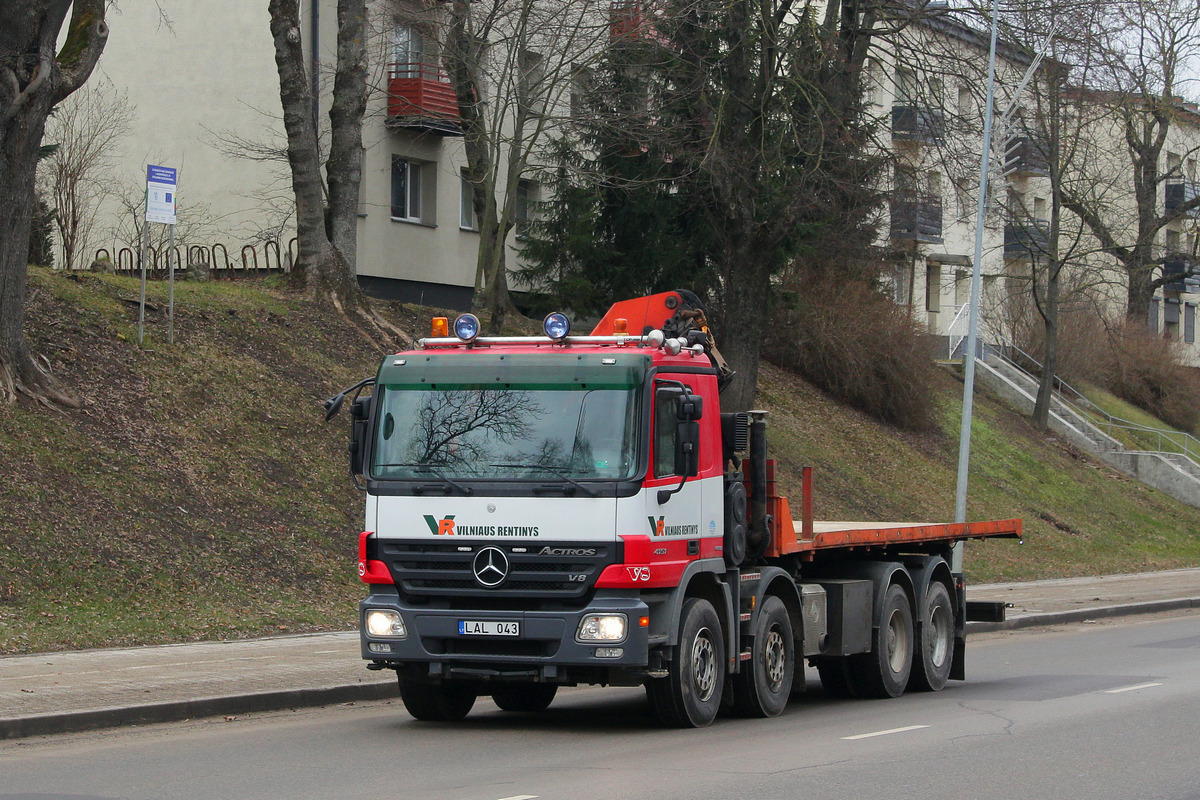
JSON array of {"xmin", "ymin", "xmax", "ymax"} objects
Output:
[{"xmin": 2, "ymin": 271, "xmax": 1198, "ymax": 654}]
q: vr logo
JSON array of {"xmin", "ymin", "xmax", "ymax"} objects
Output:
[{"xmin": 424, "ymin": 515, "xmax": 456, "ymax": 535}]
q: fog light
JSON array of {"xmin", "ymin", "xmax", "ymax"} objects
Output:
[
  {"xmin": 453, "ymin": 313, "xmax": 481, "ymax": 342},
  {"xmin": 595, "ymin": 647, "xmax": 624, "ymax": 658},
  {"xmin": 576, "ymin": 613, "xmax": 627, "ymax": 642},
  {"xmin": 365, "ymin": 609, "xmax": 407, "ymax": 638},
  {"xmin": 543, "ymin": 312, "xmax": 571, "ymax": 341},
  {"xmin": 368, "ymin": 642, "xmax": 392, "ymax": 654}
]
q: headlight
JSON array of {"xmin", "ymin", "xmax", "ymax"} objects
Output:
[
  {"xmin": 365, "ymin": 609, "xmax": 407, "ymax": 638},
  {"xmin": 576, "ymin": 613, "xmax": 627, "ymax": 642}
]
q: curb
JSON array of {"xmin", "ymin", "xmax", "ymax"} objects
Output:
[
  {"xmin": 965, "ymin": 597, "xmax": 1200, "ymax": 634},
  {"xmin": 0, "ymin": 679, "xmax": 397, "ymax": 741}
]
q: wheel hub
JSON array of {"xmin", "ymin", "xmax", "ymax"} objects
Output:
[{"xmin": 691, "ymin": 627, "xmax": 717, "ymax": 701}]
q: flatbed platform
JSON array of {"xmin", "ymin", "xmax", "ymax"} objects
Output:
[{"xmin": 781, "ymin": 518, "xmax": 1024, "ymax": 554}]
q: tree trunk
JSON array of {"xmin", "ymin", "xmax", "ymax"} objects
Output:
[
  {"xmin": 0, "ymin": 1, "xmax": 106, "ymax": 406},
  {"xmin": 1031, "ymin": 266, "xmax": 1059, "ymax": 430},
  {"xmin": 268, "ymin": 0, "xmax": 365, "ymax": 309},
  {"xmin": 326, "ymin": 0, "xmax": 366, "ymax": 275}
]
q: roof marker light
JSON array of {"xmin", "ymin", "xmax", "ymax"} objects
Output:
[
  {"xmin": 613, "ymin": 317, "xmax": 628, "ymax": 334},
  {"xmin": 453, "ymin": 313, "xmax": 481, "ymax": 342},
  {"xmin": 431, "ymin": 317, "xmax": 449, "ymax": 338},
  {"xmin": 544, "ymin": 312, "xmax": 571, "ymax": 341}
]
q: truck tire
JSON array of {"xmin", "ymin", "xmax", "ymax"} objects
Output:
[
  {"xmin": 648, "ymin": 598, "xmax": 725, "ymax": 727},
  {"xmin": 849, "ymin": 581, "xmax": 914, "ymax": 699},
  {"xmin": 491, "ymin": 683, "xmax": 558, "ymax": 712},
  {"xmin": 910, "ymin": 580, "xmax": 954, "ymax": 692},
  {"xmin": 732, "ymin": 596, "xmax": 793, "ymax": 717},
  {"xmin": 398, "ymin": 676, "xmax": 477, "ymax": 721}
]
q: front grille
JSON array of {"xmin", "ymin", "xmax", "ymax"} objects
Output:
[{"xmin": 380, "ymin": 540, "xmax": 617, "ymax": 602}]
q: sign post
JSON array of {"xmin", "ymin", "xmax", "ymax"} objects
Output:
[{"xmin": 141, "ymin": 165, "xmax": 178, "ymax": 345}]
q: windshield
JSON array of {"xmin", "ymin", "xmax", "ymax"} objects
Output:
[{"xmin": 371, "ymin": 385, "xmax": 639, "ymax": 481}]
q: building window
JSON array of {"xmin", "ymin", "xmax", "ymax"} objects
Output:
[
  {"xmin": 569, "ymin": 64, "xmax": 593, "ymax": 119},
  {"xmin": 1185, "ymin": 303, "xmax": 1196, "ymax": 344},
  {"xmin": 957, "ymin": 85, "xmax": 972, "ymax": 118},
  {"xmin": 391, "ymin": 156, "xmax": 422, "ymax": 222},
  {"xmin": 515, "ymin": 180, "xmax": 537, "ymax": 237},
  {"xmin": 519, "ymin": 49, "xmax": 545, "ymax": 117},
  {"xmin": 392, "ymin": 25, "xmax": 425, "ymax": 79},
  {"xmin": 460, "ymin": 171, "xmax": 479, "ymax": 231}
]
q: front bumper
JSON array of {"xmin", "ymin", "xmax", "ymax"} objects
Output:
[{"xmin": 359, "ymin": 589, "xmax": 650, "ymax": 675}]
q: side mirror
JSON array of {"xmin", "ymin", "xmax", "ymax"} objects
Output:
[
  {"xmin": 349, "ymin": 395, "xmax": 373, "ymax": 479},
  {"xmin": 674, "ymin": 419, "xmax": 700, "ymax": 477}
]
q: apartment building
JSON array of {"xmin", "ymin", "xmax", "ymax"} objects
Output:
[{"xmin": 72, "ymin": 1, "xmax": 1200, "ymax": 364}]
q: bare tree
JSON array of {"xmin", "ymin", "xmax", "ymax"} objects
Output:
[
  {"xmin": 427, "ymin": 0, "xmax": 610, "ymax": 331},
  {"xmin": 1048, "ymin": 0, "xmax": 1200, "ymax": 320},
  {"xmin": 1, "ymin": 1, "xmax": 107, "ymax": 406},
  {"xmin": 40, "ymin": 79, "xmax": 133, "ymax": 271}
]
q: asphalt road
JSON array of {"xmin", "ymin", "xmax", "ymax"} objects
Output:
[{"xmin": 1, "ymin": 612, "xmax": 1198, "ymax": 800}]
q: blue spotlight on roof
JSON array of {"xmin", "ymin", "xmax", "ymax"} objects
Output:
[
  {"xmin": 453, "ymin": 313, "xmax": 481, "ymax": 342},
  {"xmin": 543, "ymin": 312, "xmax": 571, "ymax": 341}
]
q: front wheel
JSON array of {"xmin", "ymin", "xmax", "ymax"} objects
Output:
[
  {"xmin": 732, "ymin": 596, "xmax": 794, "ymax": 717},
  {"xmin": 649, "ymin": 598, "xmax": 726, "ymax": 727},
  {"xmin": 491, "ymin": 683, "xmax": 558, "ymax": 712},
  {"xmin": 398, "ymin": 676, "xmax": 477, "ymax": 721}
]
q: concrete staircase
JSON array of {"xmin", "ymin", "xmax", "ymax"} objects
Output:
[{"xmin": 968, "ymin": 349, "xmax": 1200, "ymax": 509}]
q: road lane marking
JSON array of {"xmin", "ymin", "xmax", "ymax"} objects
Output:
[
  {"xmin": 1105, "ymin": 682, "xmax": 1163, "ymax": 694},
  {"xmin": 842, "ymin": 725, "xmax": 929, "ymax": 740},
  {"xmin": 495, "ymin": 796, "xmax": 538, "ymax": 800}
]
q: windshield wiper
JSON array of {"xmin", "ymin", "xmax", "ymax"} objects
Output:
[
  {"xmin": 385, "ymin": 462, "xmax": 474, "ymax": 496},
  {"xmin": 488, "ymin": 463, "xmax": 598, "ymax": 497}
]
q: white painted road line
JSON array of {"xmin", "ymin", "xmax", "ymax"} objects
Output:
[
  {"xmin": 1105, "ymin": 682, "xmax": 1163, "ymax": 694},
  {"xmin": 841, "ymin": 725, "xmax": 929, "ymax": 740},
  {"xmin": 495, "ymin": 795, "xmax": 538, "ymax": 800}
]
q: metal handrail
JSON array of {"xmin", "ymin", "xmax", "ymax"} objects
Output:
[
  {"xmin": 989, "ymin": 338, "xmax": 1200, "ymax": 462},
  {"xmin": 947, "ymin": 303, "xmax": 970, "ymax": 360}
]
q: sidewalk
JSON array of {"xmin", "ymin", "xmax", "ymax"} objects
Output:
[{"xmin": 2, "ymin": 569, "xmax": 1198, "ymax": 740}]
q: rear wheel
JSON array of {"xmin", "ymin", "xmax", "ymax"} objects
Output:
[
  {"xmin": 850, "ymin": 581, "xmax": 914, "ymax": 698},
  {"xmin": 491, "ymin": 683, "xmax": 558, "ymax": 712},
  {"xmin": 910, "ymin": 581, "xmax": 954, "ymax": 692},
  {"xmin": 398, "ymin": 676, "xmax": 477, "ymax": 721},
  {"xmin": 649, "ymin": 598, "xmax": 725, "ymax": 727},
  {"xmin": 732, "ymin": 596, "xmax": 794, "ymax": 717}
]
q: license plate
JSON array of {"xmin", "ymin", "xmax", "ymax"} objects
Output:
[{"xmin": 458, "ymin": 620, "xmax": 520, "ymax": 636}]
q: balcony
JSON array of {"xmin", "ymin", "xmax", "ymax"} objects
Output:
[
  {"xmin": 1003, "ymin": 221, "xmax": 1051, "ymax": 260},
  {"xmin": 610, "ymin": 0, "xmax": 642, "ymax": 40},
  {"xmin": 891, "ymin": 105, "xmax": 945, "ymax": 144},
  {"xmin": 890, "ymin": 195, "xmax": 943, "ymax": 243},
  {"xmin": 1164, "ymin": 178, "xmax": 1200, "ymax": 217},
  {"xmin": 387, "ymin": 63, "xmax": 462, "ymax": 137},
  {"xmin": 1162, "ymin": 258, "xmax": 1195, "ymax": 292},
  {"xmin": 1002, "ymin": 135, "xmax": 1050, "ymax": 177}
]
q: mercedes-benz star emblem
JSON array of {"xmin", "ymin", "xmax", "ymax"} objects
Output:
[{"xmin": 472, "ymin": 547, "xmax": 509, "ymax": 588}]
